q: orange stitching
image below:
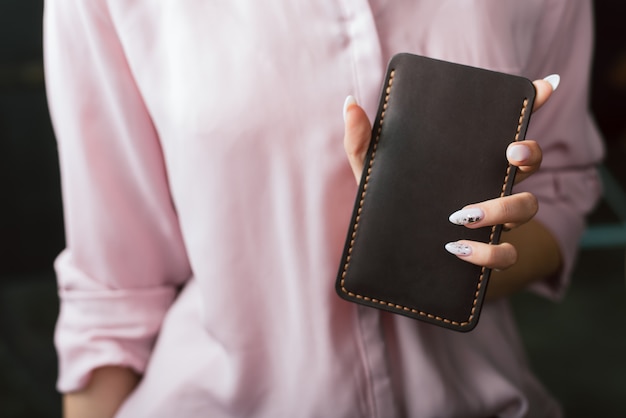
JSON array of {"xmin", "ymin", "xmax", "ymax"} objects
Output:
[{"xmin": 340, "ymin": 77, "xmax": 529, "ymax": 328}]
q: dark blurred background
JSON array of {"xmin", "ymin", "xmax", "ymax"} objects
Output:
[{"xmin": 1, "ymin": 1, "xmax": 625, "ymax": 417}]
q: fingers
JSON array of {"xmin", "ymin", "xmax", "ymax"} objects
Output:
[
  {"xmin": 447, "ymin": 75, "xmax": 559, "ymax": 270},
  {"xmin": 506, "ymin": 140, "xmax": 542, "ymax": 184},
  {"xmin": 508, "ymin": 74, "xmax": 559, "ymax": 185},
  {"xmin": 343, "ymin": 84, "xmax": 551, "ymax": 272},
  {"xmin": 532, "ymin": 74, "xmax": 559, "ymax": 112},
  {"xmin": 446, "ymin": 191, "xmax": 538, "ymax": 270},
  {"xmin": 448, "ymin": 192, "xmax": 538, "ymax": 231},
  {"xmin": 343, "ymin": 96, "xmax": 372, "ymax": 182},
  {"xmin": 444, "ymin": 240, "xmax": 518, "ymax": 270}
]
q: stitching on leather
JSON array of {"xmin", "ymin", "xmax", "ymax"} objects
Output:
[{"xmin": 340, "ymin": 71, "xmax": 529, "ymax": 327}]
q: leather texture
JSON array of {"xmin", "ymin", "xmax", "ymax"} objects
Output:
[{"xmin": 336, "ymin": 53, "xmax": 536, "ymax": 331}]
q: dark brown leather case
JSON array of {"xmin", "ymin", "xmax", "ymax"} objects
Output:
[{"xmin": 336, "ymin": 53, "xmax": 536, "ymax": 331}]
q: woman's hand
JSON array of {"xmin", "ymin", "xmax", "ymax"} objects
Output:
[{"xmin": 343, "ymin": 75, "xmax": 561, "ymax": 298}]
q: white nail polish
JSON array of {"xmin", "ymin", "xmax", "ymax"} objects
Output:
[
  {"xmin": 543, "ymin": 74, "xmax": 560, "ymax": 91},
  {"xmin": 445, "ymin": 242, "xmax": 472, "ymax": 256},
  {"xmin": 343, "ymin": 95, "xmax": 357, "ymax": 122},
  {"xmin": 506, "ymin": 144, "xmax": 531, "ymax": 162},
  {"xmin": 448, "ymin": 208, "xmax": 484, "ymax": 225}
]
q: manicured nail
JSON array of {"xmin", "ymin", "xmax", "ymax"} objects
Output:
[
  {"xmin": 506, "ymin": 143, "xmax": 531, "ymax": 163},
  {"xmin": 343, "ymin": 95, "xmax": 357, "ymax": 122},
  {"xmin": 543, "ymin": 74, "xmax": 560, "ymax": 91},
  {"xmin": 445, "ymin": 242, "xmax": 472, "ymax": 256},
  {"xmin": 448, "ymin": 207, "xmax": 484, "ymax": 225}
]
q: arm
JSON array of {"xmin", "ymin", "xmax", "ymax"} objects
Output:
[
  {"xmin": 458, "ymin": 0, "xmax": 603, "ymax": 299},
  {"xmin": 343, "ymin": 1, "xmax": 603, "ymax": 301},
  {"xmin": 343, "ymin": 79, "xmax": 558, "ymax": 300},
  {"xmin": 44, "ymin": 0, "xmax": 191, "ymax": 412},
  {"xmin": 502, "ymin": 0, "xmax": 603, "ymax": 299},
  {"xmin": 487, "ymin": 220, "xmax": 561, "ymax": 300},
  {"xmin": 63, "ymin": 367, "xmax": 139, "ymax": 418}
]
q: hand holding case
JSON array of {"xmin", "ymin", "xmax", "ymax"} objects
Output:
[{"xmin": 336, "ymin": 53, "xmax": 536, "ymax": 332}]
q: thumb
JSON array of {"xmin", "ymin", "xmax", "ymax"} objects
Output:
[{"xmin": 343, "ymin": 96, "xmax": 372, "ymax": 183}]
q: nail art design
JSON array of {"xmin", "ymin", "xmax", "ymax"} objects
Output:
[
  {"xmin": 448, "ymin": 207, "xmax": 484, "ymax": 225},
  {"xmin": 445, "ymin": 242, "xmax": 472, "ymax": 256}
]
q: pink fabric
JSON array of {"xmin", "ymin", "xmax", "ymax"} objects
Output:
[{"xmin": 44, "ymin": 0, "xmax": 602, "ymax": 417}]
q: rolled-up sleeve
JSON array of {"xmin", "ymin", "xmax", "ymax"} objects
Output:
[
  {"xmin": 44, "ymin": 0, "xmax": 192, "ymax": 392},
  {"xmin": 517, "ymin": 168, "xmax": 602, "ymax": 300},
  {"xmin": 517, "ymin": 0, "xmax": 604, "ymax": 299}
]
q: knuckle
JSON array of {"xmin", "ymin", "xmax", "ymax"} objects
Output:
[
  {"xmin": 506, "ymin": 245, "xmax": 518, "ymax": 266},
  {"xmin": 487, "ymin": 243, "xmax": 517, "ymax": 269},
  {"xmin": 520, "ymin": 192, "xmax": 539, "ymax": 217},
  {"xmin": 499, "ymin": 243, "xmax": 518, "ymax": 268}
]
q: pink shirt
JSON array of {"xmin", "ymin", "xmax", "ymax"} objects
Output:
[{"xmin": 45, "ymin": 1, "xmax": 603, "ymax": 417}]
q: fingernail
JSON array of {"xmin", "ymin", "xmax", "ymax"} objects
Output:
[
  {"xmin": 543, "ymin": 74, "xmax": 560, "ymax": 91},
  {"xmin": 448, "ymin": 207, "xmax": 484, "ymax": 225},
  {"xmin": 445, "ymin": 242, "xmax": 472, "ymax": 256},
  {"xmin": 343, "ymin": 95, "xmax": 357, "ymax": 122},
  {"xmin": 507, "ymin": 143, "xmax": 531, "ymax": 162}
]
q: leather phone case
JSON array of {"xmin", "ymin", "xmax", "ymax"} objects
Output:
[{"xmin": 336, "ymin": 53, "xmax": 536, "ymax": 332}]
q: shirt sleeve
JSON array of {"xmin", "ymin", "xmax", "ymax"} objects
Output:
[
  {"xmin": 516, "ymin": 0, "xmax": 604, "ymax": 300},
  {"xmin": 44, "ymin": 0, "xmax": 192, "ymax": 392}
]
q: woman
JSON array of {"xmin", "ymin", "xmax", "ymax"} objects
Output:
[{"xmin": 44, "ymin": 1, "xmax": 603, "ymax": 416}]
